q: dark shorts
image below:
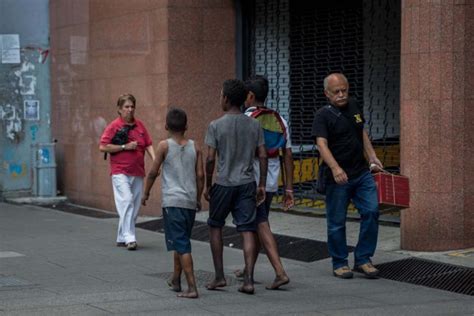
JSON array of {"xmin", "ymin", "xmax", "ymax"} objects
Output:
[
  {"xmin": 256, "ymin": 192, "xmax": 274, "ymax": 225},
  {"xmin": 208, "ymin": 182, "xmax": 257, "ymax": 232},
  {"xmin": 163, "ymin": 207, "xmax": 196, "ymax": 254}
]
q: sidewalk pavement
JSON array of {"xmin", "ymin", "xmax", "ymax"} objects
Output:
[{"xmin": 0, "ymin": 202, "xmax": 472, "ymax": 315}]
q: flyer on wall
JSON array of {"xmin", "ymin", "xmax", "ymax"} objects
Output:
[
  {"xmin": 1, "ymin": 34, "xmax": 21, "ymax": 64},
  {"xmin": 24, "ymin": 100, "xmax": 40, "ymax": 121}
]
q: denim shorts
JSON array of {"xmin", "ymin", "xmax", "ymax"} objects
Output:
[
  {"xmin": 163, "ymin": 207, "xmax": 196, "ymax": 254},
  {"xmin": 255, "ymin": 192, "xmax": 274, "ymax": 225},
  {"xmin": 207, "ymin": 182, "xmax": 257, "ymax": 232}
]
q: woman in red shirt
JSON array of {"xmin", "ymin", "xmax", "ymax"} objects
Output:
[{"xmin": 99, "ymin": 94, "xmax": 155, "ymax": 250}]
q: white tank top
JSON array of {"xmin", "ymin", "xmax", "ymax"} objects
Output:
[{"xmin": 161, "ymin": 138, "xmax": 197, "ymax": 210}]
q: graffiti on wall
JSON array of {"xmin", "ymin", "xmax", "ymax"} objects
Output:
[
  {"xmin": 0, "ymin": 47, "xmax": 47, "ymax": 143},
  {"xmin": 1, "ymin": 148, "xmax": 27, "ymax": 178},
  {"xmin": 39, "ymin": 147, "xmax": 50, "ymax": 164},
  {"xmin": 24, "ymin": 46, "xmax": 49, "ymax": 64},
  {"xmin": 1, "ymin": 160, "xmax": 27, "ymax": 178},
  {"xmin": 30, "ymin": 124, "xmax": 38, "ymax": 141},
  {"xmin": 0, "ymin": 103, "xmax": 22, "ymax": 141},
  {"xmin": 7, "ymin": 162, "xmax": 27, "ymax": 177},
  {"xmin": 13, "ymin": 60, "xmax": 36, "ymax": 95}
]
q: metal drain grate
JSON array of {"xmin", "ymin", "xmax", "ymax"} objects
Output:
[
  {"xmin": 44, "ymin": 203, "xmax": 118, "ymax": 219},
  {"xmin": 375, "ymin": 258, "xmax": 474, "ymax": 296},
  {"xmin": 137, "ymin": 219, "xmax": 354, "ymax": 262},
  {"xmin": 147, "ymin": 270, "xmax": 241, "ymax": 287}
]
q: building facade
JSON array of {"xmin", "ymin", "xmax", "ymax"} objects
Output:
[{"xmin": 43, "ymin": 0, "xmax": 474, "ymax": 251}]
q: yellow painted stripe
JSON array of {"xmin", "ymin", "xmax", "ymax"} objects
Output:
[
  {"xmin": 272, "ymin": 144, "xmax": 401, "ymax": 214},
  {"xmin": 278, "ymin": 144, "xmax": 400, "ymax": 185}
]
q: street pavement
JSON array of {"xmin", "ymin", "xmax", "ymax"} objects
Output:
[{"xmin": 0, "ymin": 202, "xmax": 473, "ymax": 315}]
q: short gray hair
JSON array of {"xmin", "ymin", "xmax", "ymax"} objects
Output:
[{"xmin": 323, "ymin": 73, "xmax": 348, "ymax": 90}]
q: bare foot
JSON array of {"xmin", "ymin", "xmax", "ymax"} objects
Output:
[
  {"xmin": 233, "ymin": 269, "xmax": 244, "ymax": 278},
  {"xmin": 177, "ymin": 290, "xmax": 199, "ymax": 299},
  {"xmin": 167, "ymin": 279, "xmax": 181, "ymax": 292},
  {"xmin": 238, "ymin": 283, "xmax": 255, "ymax": 295},
  {"xmin": 206, "ymin": 278, "xmax": 226, "ymax": 290},
  {"xmin": 265, "ymin": 274, "xmax": 290, "ymax": 290}
]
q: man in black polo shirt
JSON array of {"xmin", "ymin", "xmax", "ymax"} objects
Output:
[{"xmin": 312, "ymin": 73, "xmax": 383, "ymax": 279}]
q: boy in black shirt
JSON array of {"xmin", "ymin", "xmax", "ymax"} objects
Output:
[{"xmin": 312, "ymin": 73, "xmax": 383, "ymax": 279}]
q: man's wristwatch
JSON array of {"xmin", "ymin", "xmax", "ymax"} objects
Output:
[{"xmin": 121, "ymin": 144, "xmax": 125, "ymax": 151}]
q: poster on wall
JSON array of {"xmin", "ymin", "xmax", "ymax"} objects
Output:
[
  {"xmin": 24, "ymin": 100, "xmax": 40, "ymax": 121},
  {"xmin": 70, "ymin": 36, "xmax": 88, "ymax": 65},
  {"xmin": 1, "ymin": 34, "xmax": 21, "ymax": 64}
]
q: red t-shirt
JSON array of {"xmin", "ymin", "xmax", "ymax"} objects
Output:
[{"xmin": 100, "ymin": 117, "xmax": 152, "ymax": 177}]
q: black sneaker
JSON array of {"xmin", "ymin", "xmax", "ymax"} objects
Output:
[{"xmin": 116, "ymin": 242, "xmax": 126, "ymax": 247}]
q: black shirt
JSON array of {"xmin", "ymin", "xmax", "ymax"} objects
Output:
[{"xmin": 311, "ymin": 99, "xmax": 368, "ymax": 182}]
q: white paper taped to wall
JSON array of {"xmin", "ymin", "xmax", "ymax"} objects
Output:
[{"xmin": 1, "ymin": 34, "xmax": 21, "ymax": 64}]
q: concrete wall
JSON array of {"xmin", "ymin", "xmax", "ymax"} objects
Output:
[
  {"xmin": 50, "ymin": 0, "xmax": 235, "ymax": 215},
  {"xmin": 400, "ymin": 0, "xmax": 474, "ymax": 250},
  {"xmin": 0, "ymin": 0, "xmax": 51, "ymax": 197}
]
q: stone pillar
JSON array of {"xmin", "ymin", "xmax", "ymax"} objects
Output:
[
  {"xmin": 50, "ymin": 0, "xmax": 235, "ymax": 215},
  {"xmin": 166, "ymin": 1, "xmax": 236, "ymax": 150},
  {"xmin": 400, "ymin": 0, "xmax": 474, "ymax": 250}
]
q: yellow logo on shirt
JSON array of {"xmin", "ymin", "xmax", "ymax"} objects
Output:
[{"xmin": 354, "ymin": 114, "xmax": 362, "ymax": 123}]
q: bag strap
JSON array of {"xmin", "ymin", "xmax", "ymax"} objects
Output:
[
  {"xmin": 325, "ymin": 105, "xmax": 341, "ymax": 117},
  {"xmin": 326, "ymin": 103, "xmax": 364, "ymax": 147},
  {"xmin": 269, "ymin": 109, "xmax": 287, "ymax": 140}
]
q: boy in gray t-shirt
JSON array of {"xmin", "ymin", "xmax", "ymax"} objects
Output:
[{"xmin": 204, "ymin": 79, "xmax": 267, "ymax": 295}]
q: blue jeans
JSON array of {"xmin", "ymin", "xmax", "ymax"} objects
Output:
[{"xmin": 325, "ymin": 171, "xmax": 379, "ymax": 269}]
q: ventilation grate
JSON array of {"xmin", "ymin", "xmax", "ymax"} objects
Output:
[
  {"xmin": 44, "ymin": 203, "xmax": 118, "ymax": 218},
  {"xmin": 137, "ymin": 219, "xmax": 353, "ymax": 262},
  {"xmin": 376, "ymin": 258, "xmax": 474, "ymax": 296}
]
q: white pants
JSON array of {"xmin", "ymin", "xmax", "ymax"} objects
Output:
[{"xmin": 112, "ymin": 174, "xmax": 144, "ymax": 244}]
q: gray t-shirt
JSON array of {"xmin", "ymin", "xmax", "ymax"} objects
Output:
[{"xmin": 205, "ymin": 113, "xmax": 265, "ymax": 186}]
